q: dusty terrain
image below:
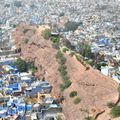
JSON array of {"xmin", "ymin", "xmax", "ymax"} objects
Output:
[{"xmin": 13, "ymin": 24, "xmax": 118, "ymax": 120}]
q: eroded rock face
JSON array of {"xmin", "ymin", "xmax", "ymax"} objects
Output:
[{"xmin": 13, "ymin": 24, "xmax": 118, "ymax": 120}]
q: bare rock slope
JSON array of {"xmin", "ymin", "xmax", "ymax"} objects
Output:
[{"xmin": 13, "ymin": 24, "xmax": 118, "ymax": 120}]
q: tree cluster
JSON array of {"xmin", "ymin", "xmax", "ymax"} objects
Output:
[{"xmin": 12, "ymin": 58, "xmax": 37, "ymax": 73}]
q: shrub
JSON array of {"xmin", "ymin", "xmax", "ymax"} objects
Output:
[
  {"xmin": 61, "ymin": 75, "xmax": 70, "ymax": 81},
  {"xmin": 64, "ymin": 80, "xmax": 72, "ymax": 88},
  {"xmin": 58, "ymin": 65, "xmax": 67, "ymax": 71},
  {"xmin": 58, "ymin": 65, "xmax": 67, "ymax": 72},
  {"xmin": 42, "ymin": 29, "xmax": 51, "ymax": 40},
  {"xmin": 59, "ymin": 68, "xmax": 67, "ymax": 76},
  {"xmin": 69, "ymin": 91, "xmax": 77, "ymax": 98},
  {"xmin": 60, "ymin": 80, "xmax": 71, "ymax": 91},
  {"xmin": 52, "ymin": 43, "xmax": 60, "ymax": 49},
  {"xmin": 69, "ymin": 51, "xmax": 75, "ymax": 57},
  {"xmin": 56, "ymin": 50, "xmax": 72, "ymax": 91},
  {"xmin": 58, "ymin": 57, "xmax": 66, "ymax": 65},
  {"xmin": 75, "ymin": 55, "xmax": 82, "ymax": 62},
  {"xmin": 85, "ymin": 60, "xmax": 94, "ymax": 66},
  {"xmin": 107, "ymin": 102, "xmax": 115, "ymax": 108},
  {"xmin": 51, "ymin": 36, "xmax": 60, "ymax": 49},
  {"xmin": 62, "ymin": 47, "xmax": 69, "ymax": 53},
  {"xmin": 60, "ymin": 96, "xmax": 65, "ymax": 102},
  {"xmin": 51, "ymin": 37, "xmax": 60, "ymax": 44},
  {"xmin": 74, "ymin": 97, "xmax": 81, "ymax": 104},
  {"xmin": 84, "ymin": 117, "xmax": 95, "ymax": 120},
  {"xmin": 60, "ymin": 84, "xmax": 66, "ymax": 91},
  {"xmin": 94, "ymin": 63, "xmax": 102, "ymax": 70},
  {"xmin": 110, "ymin": 106, "xmax": 120, "ymax": 118},
  {"xmin": 56, "ymin": 51, "xmax": 63, "ymax": 59},
  {"xmin": 28, "ymin": 62, "xmax": 37, "ymax": 73}
]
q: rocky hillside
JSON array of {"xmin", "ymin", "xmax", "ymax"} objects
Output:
[{"xmin": 12, "ymin": 24, "xmax": 118, "ymax": 120}]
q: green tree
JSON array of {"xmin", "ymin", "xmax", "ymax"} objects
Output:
[
  {"xmin": 79, "ymin": 43, "xmax": 92, "ymax": 59},
  {"xmin": 94, "ymin": 63, "xmax": 102, "ymax": 70},
  {"xmin": 12, "ymin": 58, "xmax": 37, "ymax": 73},
  {"xmin": 12, "ymin": 58, "xmax": 28, "ymax": 72}
]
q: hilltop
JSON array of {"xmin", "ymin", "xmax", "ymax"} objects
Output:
[{"xmin": 12, "ymin": 24, "xmax": 118, "ymax": 120}]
